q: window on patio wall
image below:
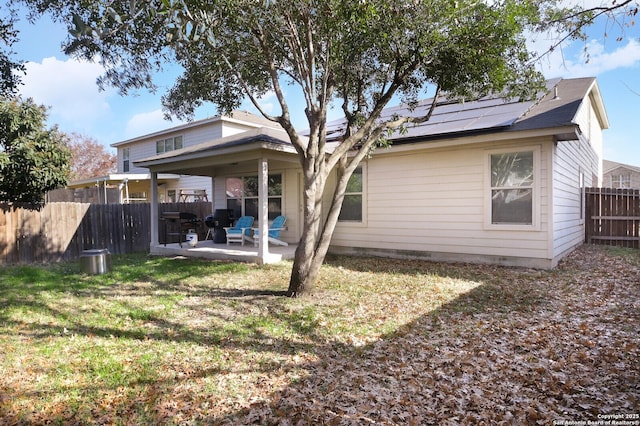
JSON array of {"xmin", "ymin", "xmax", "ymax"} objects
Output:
[
  {"xmin": 225, "ymin": 174, "xmax": 282, "ymax": 221},
  {"xmin": 489, "ymin": 150, "xmax": 535, "ymax": 226}
]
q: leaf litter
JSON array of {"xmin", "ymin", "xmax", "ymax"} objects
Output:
[
  {"xmin": 0, "ymin": 245, "xmax": 638, "ymax": 424},
  {"xmin": 229, "ymin": 246, "xmax": 639, "ymax": 425}
]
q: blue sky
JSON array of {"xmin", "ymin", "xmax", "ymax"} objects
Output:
[{"xmin": 11, "ymin": 3, "xmax": 640, "ymax": 166}]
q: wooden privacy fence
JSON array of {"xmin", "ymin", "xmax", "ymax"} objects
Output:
[
  {"xmin": 585, "ymin": 187, "xmax": 640, "ymax": 249},
  {"xmin": 0, "ymin": 202, "xmax": 212, "ymax": 265}
]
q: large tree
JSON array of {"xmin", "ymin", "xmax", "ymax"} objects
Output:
[
  {"xmin": 0, "ymin": 96, "xmax": 70, "ymax": 203},
  {"xmin": 65, "ymin": 132, "xmax": 116, "ymax": 181},
  {"xmin": 21, "ymin": 0, "xmax": 638, "ymax": 295},
  {"xmin": 0, "ymin": 4, "xmax": 24, "ymax": 96}
]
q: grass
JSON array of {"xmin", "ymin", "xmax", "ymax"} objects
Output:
[{"xmin": 0, "ymin": 246, "xmax": 638, "ymax": 424}]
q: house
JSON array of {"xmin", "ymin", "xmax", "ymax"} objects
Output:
[
  {"xmin": 603, "ymin": 160, "xmax": 640, "ymax": 189},
  {"xmin": 135, "ymin": 77, "xmax": 608, "ymax": 268},
  {"xmin": 64, "ymin": 110, "xmax": 282, "ymax": 203}
]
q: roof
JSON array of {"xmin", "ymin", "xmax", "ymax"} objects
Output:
[
  {"xmin": 321, "ymin": 77, "xmax": 607, "ymax": 143},
  {"xmin": 134, "ymin": 126, "xmax": 299, "ymax": 168},
  {"xmin": 111, "ymin": 110, "xmax": 282, "ymax": 147},
  {"xmin": 603, "ymin": 160, "xmax": 640, "ymax": 174},
  {"xmin": 134, "ymin": 77, "xmax": 607, "ymax": 169}
]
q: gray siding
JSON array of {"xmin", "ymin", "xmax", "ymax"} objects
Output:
[{"xmin": 551, "ymin": 97, "xmax": 602, "ymax": 262}]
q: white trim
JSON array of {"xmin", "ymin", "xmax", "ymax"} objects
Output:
[
  {"xmin": 257, "ymin": 158, "xmax": 270, "ymax": 262},
  {"xmin": 223, "ymin": 171, "xmax": 285, "ymax": 219},
  {"xmin": 337, "ymin": 162, "xmax": 368, "ymax": 227},
  {"xmin": 484, "ymin": 145, "xmax": 541, "ymax": 231}
]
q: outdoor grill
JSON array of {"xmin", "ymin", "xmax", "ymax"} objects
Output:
[
  {"xmin": 205, "ymin": 209, "xmax": 234, "ymax": 243},
  {"xmin": 161, "ymin": 211, "xmax": 200, "ymax": 247}
]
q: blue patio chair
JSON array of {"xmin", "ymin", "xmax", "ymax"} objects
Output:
[
  {"xmin": 223, "ymin": 216, "xmax": 254, "ymax": 246},
  {"xmin": 253, "ymin": 215, "xmax": 288, "ymax": 247}
]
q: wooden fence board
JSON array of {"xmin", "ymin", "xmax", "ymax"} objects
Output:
[
  {"xmin": 585, "ymin": 187, "xmax": 640, "ymax": 249},
  {"xmin": 0, "ymin": 202, "xmax": 212, "ymax": 265}
]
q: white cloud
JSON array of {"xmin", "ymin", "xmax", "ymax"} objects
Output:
[
  {"xmin": 240, "ymin": 90, "xmax": 278, "ymax": 117},
  {"xmin": 529, "ymin": 1, "xmax": 640, "ymax": 79},
  {"xmin": 124, "ymin": 109, "xmax": 185, "ymax": 139},
  {"xmin": 19, "ymin": 57, "xmax": 115, "ymax": 127},
  {"xmin": 536, "ymin": 38, "xmax": 640, "ymax": 78}
]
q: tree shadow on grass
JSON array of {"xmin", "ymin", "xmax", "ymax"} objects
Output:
[
  {"xmin": 2, "ymin": 246, "xmax": 638, "ymax": 424},
  {"xmin": 219, "ymin": 247, "xmax": 640, "ymax": 425}
]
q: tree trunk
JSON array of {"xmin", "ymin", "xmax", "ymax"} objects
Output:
[
  {"xmin": 286, "ymin": 177, "xmax": 326, "ymax": 297},
  {"xmin": 286, "ymin": 157, "xmax": 354, "ymax": 297},
  {"xmin": 287, "ymin": 238, "xmax": 324, "ymax": 297}
]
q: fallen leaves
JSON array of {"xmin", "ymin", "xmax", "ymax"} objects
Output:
[
  {"xmin": 1, "ymin": 245, "xmax": 638, "ymax": 424},
  {"xmin": 229, "ymin": 246, "xmax": 639, "ymax": 424}
]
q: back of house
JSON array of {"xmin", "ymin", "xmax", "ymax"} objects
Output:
[{"xmin": 326, "ymin": 77, "xmax": 608, "ymax": 268}]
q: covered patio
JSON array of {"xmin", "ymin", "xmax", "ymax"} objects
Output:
[
  {"xmin": 134, "ymin": 127, "xmax": 304, "ymax": 264},
  {"xmin": 152, "ymin": 239, "xmax": 297, "ymax": 263}
]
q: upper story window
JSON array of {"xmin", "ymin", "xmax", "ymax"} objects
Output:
[
  {"xmin": 122, "ymin": 148, "xmax": 130, "ymax": 172},
  {"xmin": 225, "ymin": 174, "xmax": 282, "ymax": 221},
  {"xmin": 339, "ymin": 165, "xmax": 364, "ymax": 222},
  {"xmin": 489, "ymin": 150, "xmax": 535, "ymax": 226},
  {"xmin": 156, "ymin": 136, "xmax": 183, "ymax": 154},
  {"xmin": 610, "ymin": 174, "xmax": 631, "ymax": 189}
]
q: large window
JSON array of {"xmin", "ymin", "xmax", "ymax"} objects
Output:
[
  {"xmin": 122, "ymin": 148, "xmax": 130, "ymax": 172},
  {"xmin": 610, "ymin": 174, "xmax": 631, "ymax": 189},
  {"xmin": 226, "ymin": 174, "xmax": 282, "ymax": 220},
  {"xmin": 339, "ymin": 166, "xmax": 363, "ymax": 222},
  {"xmin": 490, "ymin": 151, "xmax": 534, "ymax": 225},
  {"xmin": 156, "ymin": 136, "xmax": 183, "ymax": 154}
]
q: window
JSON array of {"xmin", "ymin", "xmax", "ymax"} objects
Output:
[
  {"xmin": 156, "ymin": 136, "xmax": 183, "ymax": 154},
  {"xmin": 226, "ymin": 174, "xmax": 282, "ymax": 220},
  {"xmin": 610, "ymin": 174, "xmax": 631, "ymax": 189},
  {"xmin": 339, "ymin": 166, "xmax": 363, "ymax": 222},
  {"xmin": 122, "ymin": 148, "xmax": 130, "ymax": 172},
  {"xmin": 490, "ymin": 151, "xmax": 534, "ymax": 225}
]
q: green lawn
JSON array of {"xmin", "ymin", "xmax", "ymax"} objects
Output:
[{"xmin": 1, "ymin": 246, "xmax": 638, "ymax": 424}]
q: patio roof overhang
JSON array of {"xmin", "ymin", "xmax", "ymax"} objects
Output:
[{"xmin": 134, "ymin": 127, "xmax": 302, "ymax": 176}]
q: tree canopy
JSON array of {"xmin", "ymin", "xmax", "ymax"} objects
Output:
[
  {"xmin": 65, "ymin": 132, "xmax": 116, "ymax": 181},
  {"xmin": 0, "ymin": 5, "xmax": 24, "ymax": 96},
  {"xmin": 0, "ymin": 96, "xmax": 70, "ymax": 204},
  {"xmin": 18, "ymin": 0, "xmax": 639, "ymax": 294}
]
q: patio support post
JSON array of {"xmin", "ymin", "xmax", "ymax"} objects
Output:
[
  {"xmin": 150, "ymin": 171, "xmax": 159, "ymax": 247},
  {"xmin": 209, "ymin": 176, "xmax": 215, "ymax": 210},
  {"xmin": 258, "ymin": 157, "xmax": 269, "ymax": 262}
]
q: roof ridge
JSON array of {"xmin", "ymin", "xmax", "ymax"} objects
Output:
[{"xmin": 513, "ymin": 78, "xmax": 562, "ymax": 123}]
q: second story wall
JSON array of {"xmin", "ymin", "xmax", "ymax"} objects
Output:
[{"xmin": 114, "ymin": 112, "xmax": 282, "ymax": 174}]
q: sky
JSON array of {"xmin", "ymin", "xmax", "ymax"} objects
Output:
[{"xmin": 10, "ymin": 3, "xmax": 640, "ymax": 166}]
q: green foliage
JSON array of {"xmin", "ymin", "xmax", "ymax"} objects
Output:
[
  {"xmin": 0, "ymin": 6, "xmax": 25, "ymax": 96},
  {"xmin": 0, "ymin": 97, "xmax": 71, "ymax": 204}
]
